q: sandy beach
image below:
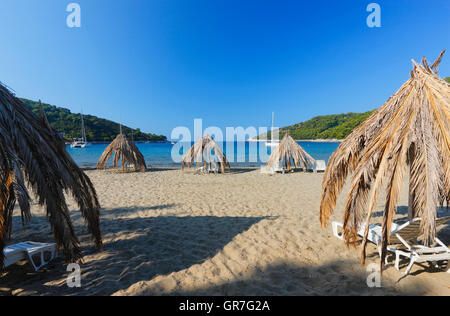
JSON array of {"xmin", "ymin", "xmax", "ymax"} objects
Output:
[{"xmin": 1, "ymin": 168, "xmax": 449, "ymax": 296}]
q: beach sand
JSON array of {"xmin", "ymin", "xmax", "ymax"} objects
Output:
[{"xmin": 1, "ymin": 168, "xmax": 449, "ymax": 296}]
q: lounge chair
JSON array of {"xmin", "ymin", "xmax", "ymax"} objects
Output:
[
  {"xmin": 332, "ymin": 217, "xmax": 450, "ymax": 275},
  {"xmin": 208, "ymin": 161, "xmax": 219, "ymax": 174},
  {"xmin": 3, "ymin": 242, "xmax": 56, "ymax": 271},
  {"xmin": 194, "ymin": 166, "xmax": 206, "ymax": 174},
  {"xmin": 314, "ymin": 160, "xmax": 326, "ymax": 172},
  {"xmin": 307, "ymin": 160, "xmax": 326, "ymax": 173},
  {"xmin": 271, "ymin": 161, "xmax": 285, "ymax": 174}
]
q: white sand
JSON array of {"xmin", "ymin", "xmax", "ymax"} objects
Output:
[{"xmin": 2, "ymin": 168, "xmax": 449, "ymax": 296}]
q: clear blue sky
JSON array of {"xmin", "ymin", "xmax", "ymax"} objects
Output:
[{"xmin": 0, "ymin": 0, "xmax": 449, "ymax": 138}]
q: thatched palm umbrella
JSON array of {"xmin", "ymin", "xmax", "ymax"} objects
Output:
[
  {"xmin": 319, "ymin": 50, "xmax": 450, "ymax": 270},
  {"xmin": 97, "ymin": 133, "xmax": 146, "ymax": 172},
  {"xmin": 266, "ymin": 134, "xmax": 316, "ymax": 171},
  {"xmin": 0, "ymin": 83, "xmax": 102, "ymax": 268},
  {"xmin": 181, "ymin": 134, "xmax": 230, "ymax": 173}
]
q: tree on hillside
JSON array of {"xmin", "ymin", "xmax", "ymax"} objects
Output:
[{"xmin": 20, "ymin": 99, "xmax": 167, "ymax": 142}]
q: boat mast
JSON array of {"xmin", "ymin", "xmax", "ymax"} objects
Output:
[
  {"xmin": 271, "ymin": 112, "xmax": 274, "ymax": 142},
  {"xmin": 81, "ymin": 111, "xmax": 87, "ymax": 142}
]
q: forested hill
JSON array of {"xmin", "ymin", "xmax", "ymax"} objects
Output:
[
  {"xmin": 282, "ymin": 111, "xmax": 375, "ymax": 140},
  {"xmin": 264, "ymin": 111, "xmax": 376, "ymax": 140},
  {"xmin": 21, "ymin": 99, "xmax": 167, "ymax": 142}
]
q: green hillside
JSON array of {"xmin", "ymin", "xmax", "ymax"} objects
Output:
[
  {"xmin": 21, "ymin": 99, "xmax": 167, "ymax": 142},
  {"xmin": 445, "ymin": 77, "xmax": 450, "ymax": 83},
  {"xmin": 266, "ymin": 110, "xmax": 375, "ymax": 140}
]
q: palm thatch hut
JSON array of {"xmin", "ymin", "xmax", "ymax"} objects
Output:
[
  {"xmin": 0, "ymin": 84, "xmax": 102, "ymax": 268},
  {"xmin": 266, "ymin": 134, "xmax": 316, "ymax": 172},
  {"xmin": 97, "ymin": 133, "xmax": 147, "ymax": 172},
  {"xmin": 319, "ymin": 50, "xmax": 450, "ymax": 270},
  {"xmin": 181, "ymin": 134, "xmax": 230, "ymax": 173}
]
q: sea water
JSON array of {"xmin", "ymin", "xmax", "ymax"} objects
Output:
[{"xmin": 66, "ymin": 142, "xmax": 340, "ymax": 168}]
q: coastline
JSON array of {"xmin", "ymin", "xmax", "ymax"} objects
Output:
[
  {"xmin": 247, "ymin": 139, "xmax": 343, "ymax": 143},
  {"xmin": 65, "ymin": 140, "xmax": 170, "ymax": 145},
  {"xmin": 66, "ymin": 141, "xmax": 340, "ymax": 169}
]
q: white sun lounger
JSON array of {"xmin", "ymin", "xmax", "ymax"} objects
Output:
[
  {"xmin": 332, "ymin": 217, "xmax": 450, "ymax": 275},
  {"xmin": 3, "ymin": 242, "xmax": 56, "ymax": 271},
  {"xmin": 307, "ymin": 160, "xmax": 326, "ymax": 173},
  {"xmin": 208, "ymin": 161, "xmax": 219, "ymax": 174},
  {"xmin": 261, "ymin": 161, "xmax": 284, "ymax": 175},
  {"xmin": 314, "ymin": 160, "xmax": 326, "ymax": 173},
  {"xmin": 271, "ymin": 161, "xmax": 285, "ymax": 174},
  {"xmin": 194, "ymin": 166, "xmax": 206, "ymax": 174}
]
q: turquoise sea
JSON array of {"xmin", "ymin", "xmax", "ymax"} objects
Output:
[{"xmin": 67, "ymin": 141, "xmax": 340, "ymax": 168}]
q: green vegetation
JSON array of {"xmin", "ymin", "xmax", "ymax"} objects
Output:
[
  {"xmin": 21, "ymin": 99, "xmax": 167, "ymax": 142},
  {"xmin": 445, "ymin": 77, "xmax": 450, "ymax": 84},
  {"xmin": 266, "ymin": 110, "xmax": 375, "ymax": 140}
]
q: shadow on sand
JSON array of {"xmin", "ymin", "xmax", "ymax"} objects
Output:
[
  {"xmin": 2, "ymin": 204, "xmax": 445, "ymax": 296},
  {"xmin": 2, "ymin": 209, "xmax": 267, "ymax": 296},
  {"xmin": 121, "ymin": 260, "xmax": 427, "ymax": 296}
]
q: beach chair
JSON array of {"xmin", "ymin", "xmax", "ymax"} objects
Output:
[
  {"xmin": 194, "ymin": 166, "xmax": 206, "ymax": 175},
  {"xmin": 208, "ymin": 161, "xmax": 219, "ymax": 174},
  {"xmin": 3, "ymin": 242, "xmax": 56, "ymax": 271},
  {"xmin": 332, "ymin": 217, "xmax": 450, "ymax": 275},
  {"xmin": 271, "ymin": 161, "xmax": 285, "ymax": 174},
  {"xmin": 307, "ymin": 160, "xmax": 326, "ymax": 173},
  {"xmin": 314, "ymin": 160, "xmax": 326, "ymax": 173}
]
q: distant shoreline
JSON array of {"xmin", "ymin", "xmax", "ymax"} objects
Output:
[
  {"xmin": 66, "ymin": 139, "xmax": 342, "ymax": 145},
  {"xmin": 247, "ymin": 139, "xmax": 343, "ymax": 143},
  {"xmin": 65, "ymin": 140, "xmax": 170, "ymax": 145},
  {"xmin": 297, "ymin": 139, "xmax": 343, "ymax": 143}
]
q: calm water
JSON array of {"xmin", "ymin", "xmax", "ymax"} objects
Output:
[{"xmin": 67, "ymin": 142, "xmax": 340, "ymax": 168}]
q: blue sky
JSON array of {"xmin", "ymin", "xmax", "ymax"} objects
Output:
[{"xmin": 0, "ymin": 0, "xmax": 449, "ymax": 138}]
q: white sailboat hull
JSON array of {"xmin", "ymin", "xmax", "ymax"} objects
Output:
[
  {"xmin": 70, "ymin": 141, "xmax": 87, "ymax": 148},
  {"xmin": 70, "ymin": 112, "xmax": 88, "ymax": 149}
]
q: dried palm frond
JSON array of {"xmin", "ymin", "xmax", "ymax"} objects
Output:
[
  {"xmin": 267, "ymin": 134, "xmax": 316, "ymax": 171},
  {"xmin": 181, "ymin": 134, "xmax": 230, "ymax": 173},
  {"xmin": 319, "ymin": 50, "xmax": 450, "ymax": 271},
  {"xmin": 0, "ymin": 84, "xmax": 103, "ymax": 268},
  {"xmin": 97, "ymin": 134, "xmax": 147, "ymax": 172}
]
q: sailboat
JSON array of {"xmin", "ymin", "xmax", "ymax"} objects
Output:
[
  {"xmin": 70, "ymin": 112, "xmax": 88, "ymax": 148},
  {"xmin": 265, "ymin": 112, "xmax": 279, "ymax": 148}
]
